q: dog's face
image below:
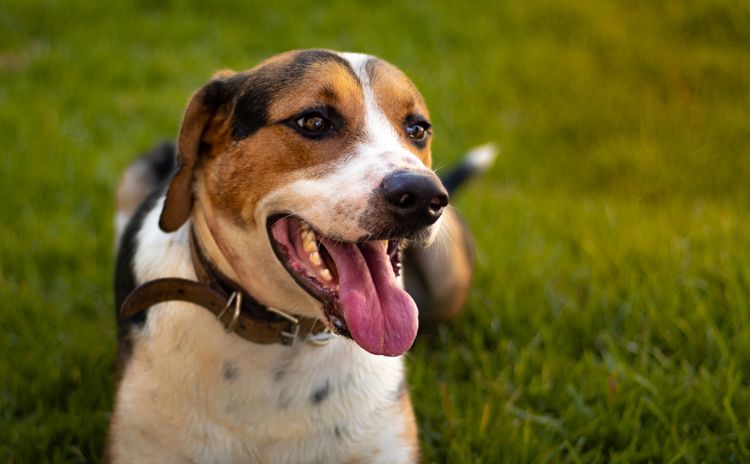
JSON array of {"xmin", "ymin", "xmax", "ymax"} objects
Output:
[{"xmin": 159, "ymin": 50, "xmax": 447, "ymax": 356}]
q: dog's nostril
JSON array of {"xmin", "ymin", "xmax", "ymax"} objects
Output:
[{"xmin": 428, "ymin": 194, "xmax": 448, "ymax": 213}]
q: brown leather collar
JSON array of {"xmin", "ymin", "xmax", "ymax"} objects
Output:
[{"xmin": 119, "ymin": 228, "xmax": 329, "ymax": 346}]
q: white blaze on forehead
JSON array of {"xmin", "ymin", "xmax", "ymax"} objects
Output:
[{"xmin": 338, "ymin": 52, "xmax": 425, "ymax": 169}]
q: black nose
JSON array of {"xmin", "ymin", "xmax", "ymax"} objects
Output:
[{"xmin": 381, "ymin": 171, "xmax": 449, "ymax": 227}]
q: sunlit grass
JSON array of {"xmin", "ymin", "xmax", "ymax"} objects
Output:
[{"xmin": 1, "ymin": 0, "xmax": 749, "ymax": 462}]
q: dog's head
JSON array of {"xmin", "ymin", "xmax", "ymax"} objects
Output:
[{"xmin": 159, "ymin": 49, "xmax": 448, "ymax": 356}]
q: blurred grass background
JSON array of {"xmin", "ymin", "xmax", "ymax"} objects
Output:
[{"xmin": 1, "ymin": 0, "xmax": 749, "ymax": 462}]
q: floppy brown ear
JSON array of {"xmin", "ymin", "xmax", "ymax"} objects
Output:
[{"xmin": 158, "ymin": 75, "xmax": 236, "ymax": 232}]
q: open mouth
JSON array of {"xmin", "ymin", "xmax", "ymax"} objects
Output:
[{"xmin": 267, "ymin": 215, "xmax": 419, "ymax": 356}]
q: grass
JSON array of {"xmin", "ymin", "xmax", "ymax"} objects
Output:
[{"xmin": 1, "ymin": 0, "xmax": 749, "ymax": 462}]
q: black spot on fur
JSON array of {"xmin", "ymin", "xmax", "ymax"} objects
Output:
[
  {"xmin": 334, "ymin": 424, "xmax": 344, "ymax": 439},
  {"xmin": 310, "ymin": 380, "xmax": 331, "ymax": 405},
  {"xmin": 222, "ymin": 361, "xmax": 239, "ymax": 382},
  {"xmin": 274, "ymin": 367, "xmax": 286, "ymax": 382}
]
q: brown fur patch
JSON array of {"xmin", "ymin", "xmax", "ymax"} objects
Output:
[
  {"xmin": 367, "ymin": 59, "xmax": 432, "ymax": 167},
  {"xmin": 398, "ymin": 391, "xmax": 420, "ymax": 462},
  {"xmin": 203, "ymin": 56, "xmax": 365, "ymax": 225}
]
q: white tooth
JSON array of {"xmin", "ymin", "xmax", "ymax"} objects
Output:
[
  {"xmin": 309, "ymin": 251, "xmax": 322, "ymax": 266},
  {"xmin": 320, "ymin": 268, "xmax": 332, "ymax": 281}
]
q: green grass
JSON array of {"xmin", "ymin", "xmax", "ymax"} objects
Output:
[{"xmin": 2, "ymin": 0, "xmax": 749, "ymax": 462}]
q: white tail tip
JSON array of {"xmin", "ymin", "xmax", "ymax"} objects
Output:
[{"xmin": 465, "ymin": 142, "xmax": 499, "ymax": 171}]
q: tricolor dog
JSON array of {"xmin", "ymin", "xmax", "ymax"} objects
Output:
[{"xmin": 107, "ymin": 49, "xmax": 493, "ymax": 463}]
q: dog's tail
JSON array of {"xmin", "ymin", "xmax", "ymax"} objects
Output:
[
  {"xmin": 114, "ymin": 141, "xmax": 176, "ymax": 246},
  {"xmin": 439, "ymin": 142, "xmax": 498, "ymax": 196}
]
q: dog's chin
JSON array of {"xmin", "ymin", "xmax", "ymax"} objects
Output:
[{"xmin": 266, "ymin": 214, "xmax": 420, "ymax": 357}]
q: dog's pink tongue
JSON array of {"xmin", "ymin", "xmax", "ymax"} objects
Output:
[{"xmin": 321, "ymin": 240, "xmax": 418, "ymax": 356}]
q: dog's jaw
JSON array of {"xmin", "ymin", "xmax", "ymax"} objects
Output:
[{"xmin": 193, "ymin": 185, "xmax": 324, "ymax": 320}]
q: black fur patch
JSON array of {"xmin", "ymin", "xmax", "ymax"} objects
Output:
[
  {"xmin": 222, "ymin": 361, "xmax": 239, "ymax": 382},
  {"xmin": 115, "ymin": 189, "xmax": 163, "ymax": 319},
  {"xmin": 232, "ymin": 72, "xmax": 274, "ymax": 140},
  {"xmin": 114, "ymin": 142, "xmax": 178, "ymax": 368},
  {"xmin": 143, "ymin": 141, "xmax": 176, "ymax": 182},
  {"xmin": 310, "ymin": 380, "xmax": 331, "ymax": 405},
  {"xmin": 201, "ymin": 75, "xmax": 244, "ymax": 109},
  {"xmin": 232, "ymin": 50, "xmax": 358, "ymax": 140},
  {"xmin": 114, "ymin": 187, "xmax": 165, "ymax": 365}
]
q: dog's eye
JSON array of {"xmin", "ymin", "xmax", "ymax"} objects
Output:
[
  {"xmin": 297, "ymin": 114, "xmax": 330, "ymax": 134},
  {"xmin": 406, "ymin": 122, "xmax": 430, "ymax": 141}
]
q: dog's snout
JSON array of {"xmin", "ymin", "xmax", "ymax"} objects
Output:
[{"xmin": 381, "ymin": 171, "xmax": 449, "ymax": 226}]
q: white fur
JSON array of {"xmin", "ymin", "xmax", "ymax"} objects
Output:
[
  {"xmin": 465, "ymin": 142, "xmax": 499, "ymax": 171},
  {"xmin": 109, "ymin": 52, "xmax": 430, "ymax": 463},
  {"xmin": 110, "ymin": 198, "xmax": 416, "ymax": 463}
]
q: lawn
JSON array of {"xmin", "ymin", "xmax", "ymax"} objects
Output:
[{"xmin": 2, "ymin": 0, "xmax": 750, "ymax": 462}]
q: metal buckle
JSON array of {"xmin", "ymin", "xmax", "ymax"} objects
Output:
[
  {"xmin": 217, "ymin": 291, "xmax": 242, "ymax": 333},
  {"xmin": 306, "ymin": 329, "xmax": 335, "ymax": 347},
  {"xmin": 266, "ymin": 306, "xmax": 300, "ymax": 346}
]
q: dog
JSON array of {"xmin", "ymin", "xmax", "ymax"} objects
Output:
[{"xmin": 107, "ymin": 49, "xmax": 493, "ymax": 463}]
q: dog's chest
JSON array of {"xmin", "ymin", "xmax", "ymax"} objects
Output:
[{"xmin": 116, "ymin": 315, "xmax": 410, "ymax": 462}]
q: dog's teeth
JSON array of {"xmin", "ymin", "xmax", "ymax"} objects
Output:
[
  {"xmin": 301, "ymin": 230, "xmax": 318, "ymax": 253},
  {"xmin": 320, "ymin": 268, "xmax": 332, "ymax": 281},
  {"xmin": 309, "ymin": 251, "xmax": 322, "ymax": 266}
]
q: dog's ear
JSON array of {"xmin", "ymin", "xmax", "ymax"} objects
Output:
[{"xmin": 159, "ymin": 73, "xmax": 238, "ymax": 232}]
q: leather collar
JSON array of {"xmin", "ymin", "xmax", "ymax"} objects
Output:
[{"xmin": 119, "ymin": 227, "xmax": 330, "ymax": 346}]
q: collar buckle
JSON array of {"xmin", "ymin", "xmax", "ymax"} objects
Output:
[
  {"xmin": 217, "ymin": 291, "xmax": 242, "ymax": 333},
  {"xmin": 306, "ymin": 329, "xmax": 335, "ymax": 347},
  {"xmin": 266, "ymin": 306, "xmax": 301, "ymax": 346}
]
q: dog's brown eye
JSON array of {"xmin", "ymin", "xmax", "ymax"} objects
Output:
[
  {"xmin": 406, "ymin": 123, "xmax": 428, "ymax": 141},
  {"xmin": 297, "ymin": 115, "xmax": 329, "ymax": 133}
]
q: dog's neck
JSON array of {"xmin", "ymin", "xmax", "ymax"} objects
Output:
[{"xmin": 191, "ymin": 202, "xmax": 241, "ymax": 284}]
